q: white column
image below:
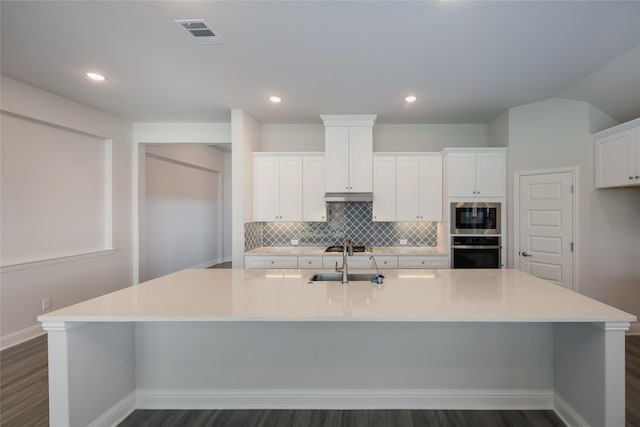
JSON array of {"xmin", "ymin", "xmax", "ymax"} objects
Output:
[{"xmin": 553, "ymin": 321, "xmax": 629, "ymax": 426}]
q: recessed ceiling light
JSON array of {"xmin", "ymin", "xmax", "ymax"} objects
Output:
[
  {"xmin": 86, "ymin": 72, "xmax": 106, "ymax": 81},
  {"xmin": 405, "ymin": 95, "xmax": 417, "ymax": 103},
  {"xmin": 269, "ymin": 96, "xmax": 282, "ymax": 103}
]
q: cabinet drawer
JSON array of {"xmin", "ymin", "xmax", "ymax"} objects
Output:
[
  {"xmin": 398, "ymin": 256, "xmax": 449, "ymax": 269},
  {"xmin": 373, "ymin": 256, "xmax": 398, "ymax": 268},
  {"xmin": 298, "ymin": 256, "xmax": 323, "ymax": 269},
  {"xmin": 245, "ymin": 256, "xmax": 298, "ymax": 269},
  {"xmin": 322, "ymin": 256, "xmax": 372, "ymax": 269}
]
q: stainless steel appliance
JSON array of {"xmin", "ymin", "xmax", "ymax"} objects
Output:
[
  {"xmin": 450, "ymin": 202, "xmax": 501, "ymax": 235},
  {"xmin": 451, "ymin": 236, "xmax": 502, "ymax": 269}
]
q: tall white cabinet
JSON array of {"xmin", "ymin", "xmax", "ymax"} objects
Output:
[
  {"xmin": 321, "ymin": 115, "xmax": 377, "ymax": 193},
  {"xmin": 593, "ymin": 118, "xmax": 640, "ymax": 188}
]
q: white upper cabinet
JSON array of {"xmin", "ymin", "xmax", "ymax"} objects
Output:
[
  {"xmin": 373, "ymin": 153, "xmax": 442, "ymax": 222},
  {"xmin": 372, "ymin": 155, "xmax": 396, "ymax": 221},
  {"xmin": 396, "ymin": 154, "xmax": 442, "ymax": 221},
  {"xmin": 254, "ymin": 154, "xmax": 303, "ymax": 221},
  {"xmin": 445, "ymin": 149, "xmax": 506, "ymax": 198},
  {"xmin": 594, "ymin": 119, "xmax": 640, "ymax": 188},
  {"xmin": 303, "ymin": 154, "xmax": 327, "ymax": 222},
  {"xmin": 321, "ymin": 115, "xmax": 376, "ymax": 193}
]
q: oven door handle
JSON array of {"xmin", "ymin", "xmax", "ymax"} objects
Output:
[{"xmin": 452, "ymin": 245, "xmax": 502, "ymax": 249}]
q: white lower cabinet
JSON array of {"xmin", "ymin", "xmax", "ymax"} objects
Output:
[
  {"xmin": 372, "ymin": 256, "xmax": 398, "ymax": 268},
  {"xmin": 245, "ymin": 253, "xmax": 450, "ymax": 269},
  {"xmin": 322, "ymin": 255, "xmax": 373, "ymax": 269},
  {"xmin": 398, "ymin": 256, "xmax": 449, "ymax": 268},
  {"xmin": 297, "ymin": 256, "xmax": 323, "ymax": 269},
  {"xmin": 245, "ymin": 256, "xmax": 298, "ymax": 269}
]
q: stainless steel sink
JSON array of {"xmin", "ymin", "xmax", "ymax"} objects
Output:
[{"xmin": 308, "ymin": 272, "xmax": 377, "ymax": 282}]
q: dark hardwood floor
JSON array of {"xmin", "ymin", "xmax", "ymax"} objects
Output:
[
  {"xmin": 0, "ymin": 334, "xmax": 48, "ymax": 427},
  {"xmin": 118, "ymin": 409, "xmax": 565, "ymax": 427},
  {"xmin": 1, "ymin": 334, "xmax": 639, "ymax": 427}
]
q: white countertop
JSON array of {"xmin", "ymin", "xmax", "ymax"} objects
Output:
[
  {"xmin": 39, "ymin": 269, "xmax": 635, "ymax": 324},
  {"xmin": 246, "ymin": 247, "xmax": 450, "ymax": 256}
]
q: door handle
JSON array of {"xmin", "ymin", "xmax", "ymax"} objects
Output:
[{"xmin": 521, "ymin": 251, "xmax": 532, "ymax": 257}]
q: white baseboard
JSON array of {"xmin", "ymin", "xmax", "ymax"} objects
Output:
[
  {"xmin": 88, "ymin": 392, "xmax": 136, "ymax": 427},
  {"xmin": 136, "ymin": 388, "xmax": 553, "ymax": 410},
  {"xmin": 0, "ymin": 324, "xmax": 44, "ymax": 351},
  {"xmin": 553, "ymin": 393, "xmax": 590, "ymax": 427},
  {"xmin": 627, "ymin": 321, "xmax": 640, "ymax": 336}
]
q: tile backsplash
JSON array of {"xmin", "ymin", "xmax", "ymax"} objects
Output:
[{"xmin": 245, "ymin": 203, "xmax": 438, "ymax": 250}]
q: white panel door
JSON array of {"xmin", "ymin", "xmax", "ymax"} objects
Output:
[
  {"xmin": 518, "ymin": 172, "xmax": 573, "ymax": 289},
  {"xmin": 278, "ymin": 156, "xmax": 303, "ymax": 221},
  {"xmin": 396, "ymin": 157, "xmax": 420, "ymax": 221},
  {"xmin": 254, "ymin": 156, "xmax": 280, "ymax": 221},
  {"xmin": 348, "ymin": 126, "xmax": 373, "ymax": 192},
  {"xmin": 325, "ymin": 127, "xmax": 350, "ymax": 192},
  {"xmin": 595, "ymin": 129, "xmax": 635, "ymax": 188},
  {"xmin": 372, "ymin": 155, "xmax": 396, "ymax": 221},
  {"xmin": 419, "ymin": 155, "xmax": 443, "ymax": 221},
  {"xmin": 447, "ymin": 152, "xmax": 476, "ymax": 197},
  {"xmin": 475, "ymin": 152, "xmax": 506, "ymax": 197},
  {"xmin": 303, "ymin": 155, "xmax": 326, "ymax": 222}
]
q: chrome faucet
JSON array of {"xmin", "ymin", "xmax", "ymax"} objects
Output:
[{"xmin": 335, "ymin": 237, "xmax": 353, "ymax": 283}]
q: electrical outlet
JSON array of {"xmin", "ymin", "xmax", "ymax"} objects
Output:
[
  {"xmin": 291, "ymin": 239, "xmax": 299, "ymax": 246},
  {"xmin": 42, "ymin": 297, "xmax": 52, "ymax": 311},
  {"xmin": 399, "ymin": 239, "xmax": 408, "ymax": 245}
]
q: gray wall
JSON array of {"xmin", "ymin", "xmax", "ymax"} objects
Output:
[{"xmin": 504, "ymin": 97, "xmax": 640, "ymax": 321}]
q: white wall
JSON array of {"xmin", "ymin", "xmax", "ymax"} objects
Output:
[
  {"xmin": 506, "ymin": 98, "xmax": 640, "ymax": 323},
  {"xmin": 488, "ymin": 111, "xmax": 509, "ymax": 148},
  {"xmin": 231, "ymin": 110, "xmax": 260, "ymax": 266},
  {"xmin": 374, "ymin": 124, "xmax": 488, "ymax": 151},
  {"xmin": 0, "ymin": 76, "xmax": 133, "ymax": 348},
  {"xmin": 143, "ymin": 145, "xmax": 226, "ymax": 281},
  {"xmin": 258, "ymin": 123, "xmax": 488, "ymax": 153},
  {"xmin": 260, "ymin": 124, "xmax": 324, "ymax": 151},
  {"xmin": 132, "ymin": 123, "xmax": 232, "ymax": 283}
]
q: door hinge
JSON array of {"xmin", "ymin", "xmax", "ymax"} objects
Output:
[
  {"xmin": 570, "ymin": 242, "xmax": 574, "ymax": 252},
  {"xmin": 570, "ymin": 185, "xmax": 574, "ymax": 194}
]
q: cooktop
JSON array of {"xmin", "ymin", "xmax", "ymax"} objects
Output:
[{"xmin": 325, "ymin": 245, "xmax": 367, "ymax": 253}]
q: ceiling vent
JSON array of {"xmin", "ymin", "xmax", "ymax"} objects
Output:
[{"xmin": 174, "ymin": 19, "xmax": 225, "ymax": 45}]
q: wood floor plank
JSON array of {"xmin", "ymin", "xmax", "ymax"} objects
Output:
[{"xmin": 0, "ymin": 334, "xmax": 49, "ymax": 427}]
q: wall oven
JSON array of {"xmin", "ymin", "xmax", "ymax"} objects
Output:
[
  {"xmin": 451, "ymin": 236, "xmax": 502, "ymax": 269},
  {"xmin": 450, "ymin": 202, "xmax": 501, "ymax": 235}
]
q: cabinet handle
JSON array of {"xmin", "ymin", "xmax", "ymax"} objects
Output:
[
  {"xmin": 636, "ymin": 176, "xmax": 639, "ymax": 179},
  {"xmin": 421, "ymin": 261, "xmax": 425, "ymax": 265},
  {"xmin": 630, "ymin": 177, "xmax": 634, "ymax": 180},
  {"xmin": 271, "ymin": 261, "xmax": 275, "ymax": 264}
]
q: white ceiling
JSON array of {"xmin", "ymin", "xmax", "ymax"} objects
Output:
[{"xmin": 2, "ymin": 1, "xmax": 640, "ymax": 124}]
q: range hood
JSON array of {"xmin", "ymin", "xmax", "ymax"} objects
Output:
[{"xmin": 324, "ymin": 192, "xmax": 373, "ymax": 203}]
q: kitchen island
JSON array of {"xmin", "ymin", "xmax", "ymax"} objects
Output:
[{"xmin": 39, "ymin": 269, "xmax": 635, "ymax": 427}]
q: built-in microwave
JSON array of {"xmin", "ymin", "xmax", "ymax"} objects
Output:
[{"xmin": 450, "ymin": 202, "xmax": 501, "ymax": 235}]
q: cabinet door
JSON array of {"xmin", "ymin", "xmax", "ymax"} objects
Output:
[
  {"xmin": 254, "ymin": 156, "xmax": 280, "ymax": 221},
  {"xmin": 635, "ymin": 128, "xmax": 640, "ymax": 182},
  {"xmin": 325, "ymin": 127, "xmax": 350, "ymax": 192},
  {"xmin": 372, "ymin": 156, "xmax": 396, "ymax": 221},
  {"xmin": 447, "ymin": 153, "xmax": 477, "ymax": 197},
  {"xmin": 595, "ymin": 129, "xmax": 636, "ymax": 188},
  {"xmin": 396, "ymin": 157, "xmax": 421, "ymax": 221},
  {"xmin": 278, "ymin": 156, "xmax": 303, "ymax": 221},
  {"xmin": 348, "ymin": 126, "xmax": 373, "ymax": 192},
  {"xmin": 303, "ymin": 156, "xmax": 327, "ymax": 221},
  {"xmin": 419, "ymin": 155, "xmax": 443, "ymax": 221},
  {"xmin": 475, "ymin": 152, "xmax": 506, "ymax": 197}
]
